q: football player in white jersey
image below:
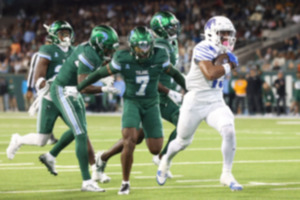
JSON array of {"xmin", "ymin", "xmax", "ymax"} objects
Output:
[{"xmin": 156, "ymin": 16, "xmax": 243, "ymax": 191}]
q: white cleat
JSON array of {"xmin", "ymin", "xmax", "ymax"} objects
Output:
[
  {"xmin": 118, "ymin": 183, "xmax": 130, "ymax": 195},
  {"xmin": 220, "ymin": 173, "xmax": 243, "ymax": 191},
  {"xmin": 153, "ymin": 155, "xmax": 173, "ymax": 179},
  {"xmin": 156, "ymin": 155, "xmax": 170, "ymax": 185},
  {"xmin": 6, "ymin": 133, "xmax": 21, "ymax": 160},
  {"xmin": 39, "ymin": 153, "xmax": 57, "ymax": 176},
  {"xmin": 81, "ymin": 180, "xmax": 105, "ymax": 192},
  {"xmin": 93, "ymin": 151, "xmax": 111, "ymax": 183}
]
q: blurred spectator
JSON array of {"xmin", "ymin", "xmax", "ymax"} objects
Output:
[
  {"xmin": 273, "ymin": 71, "xmax": 286, "ymax": 115},
  {"xmin": 272, "ymin": 52, "xmax": 286, "ymax": 71},
  {"xmin": 233, "ymin": 73, "xmax": 248, "ymax": 115},
  {"xmin": 290, "ymin": 71, "xmax": 300, "ymax": 115},
  {"xmin": 262, "ymin": 82, "xmax": 275, "ymax": 115},
  {"xmin": 246, "ymin": 68, "xmax": 263, "ymax": 115},
  {"xmin": 0, "ymin": 77, "xmax": 8, "ymax": 111},
  {"xmin": 7, "ymin": 78, "xmax": 18, "ymax": 111}
]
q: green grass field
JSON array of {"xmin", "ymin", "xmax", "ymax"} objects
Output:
[{"xmin": 0, "ymin": 112, "xmax": 300, "ymax": 200}]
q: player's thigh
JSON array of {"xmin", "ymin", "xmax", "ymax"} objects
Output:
[
  {"xmin": 142, "ymin": 104, "xmax": 163, "ymax": 139},
  {"xmin": 51, "ymin": 85, "xmax": 87, "ymax": 135},
  {"xmin": 206, "ymin": 102, "xmax": 234, "ymax": 133},
  {"xmin": 176, "ymin": 92, "xmax": 204, "ymax": 142},
  {"xmin": 37, "ymin": 98, "xmax": 60, "ymax": 134},
  {"xmin": 122, "ymin": 99, "xmax": 141, "ymax": 129},
  {"xmin": 160, "ymin": 98, "xmax": 180, "ymax": 126}
]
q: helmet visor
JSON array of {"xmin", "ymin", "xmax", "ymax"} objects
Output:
[{"xmin": 134, "ymin": 42, "xmax": 152, "ymax": 58}]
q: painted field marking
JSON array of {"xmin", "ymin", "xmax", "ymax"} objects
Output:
[
  {"xmin": 134, "ymin": 175, "xmax": 183, "ymax": 179},
  {"xmin": 176, "ymin": 179, "xmax": 219, "ymax": 183},
  {"xmin": 1, "ymin": 182, "xmax": 300, "ymax": 194},
  {"xmin": 0, "ymin": 163, "xmax": 34, "ymax": 166},
  {"xmin": 272, "ymin": 187, "xmax": 300, "ymax": 191}
]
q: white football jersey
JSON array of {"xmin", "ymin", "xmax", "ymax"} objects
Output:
[{"xmin": 186, "ymin": 40, "xmax": 226, "ymax": 102}]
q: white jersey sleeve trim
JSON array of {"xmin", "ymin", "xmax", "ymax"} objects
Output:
[
  {"xmin": 38, "ymin": 53, "xmax": 51, "ymax": 61},
  {"xmin": 111, "ymin": 59, "xmax": 121, "ymax": 71},
  {"xmin": 79, "ymin": 54, "xmax": 94, "ymax": 70}
]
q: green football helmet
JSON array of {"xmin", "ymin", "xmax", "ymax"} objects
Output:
[
  {"xmin": 89, "ymin": 25, "xmax": 119, "ymax": 61},
  {"xmin": 44, "ymin": 20, "xmax": 74, "ymax": 47},
  {"xmin": 150, "ymin": 11, "xmax": 180, "ymax": 40},
  {"xmin": 128, "ymin": 26, "xmax": 154, "ymax": 62}
]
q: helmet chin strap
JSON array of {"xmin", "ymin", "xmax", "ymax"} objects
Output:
[{"xmin": 59, "ymin": 37, "xmax": 71, "ymax": 48}]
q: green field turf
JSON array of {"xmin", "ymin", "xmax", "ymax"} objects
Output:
[{"xmin": 0, "ymin": 112, "xmax": 300, "ymax": 200}]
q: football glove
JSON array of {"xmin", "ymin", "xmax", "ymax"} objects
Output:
[
  {"xmin": 64, "ymin": 86, "xmax": 78, "ymax": 98},
  {"xmin": 227, "ymin": 52, "xmax": 239, "ymax": 69},
  {"xmin": 100, "ymin": 76, "xmax": 114, "ymax": 87},
  {"xmin": 168, "ymin": 89, "xmax": 183, "ymax": 105},
  {"xmin": 102, "ymin": 86, "xmax": 120, "ymax": 94}
]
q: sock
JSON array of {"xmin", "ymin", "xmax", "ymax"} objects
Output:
[
  {"xmin": 46, "ymin": 152, "xmax": 55, "ymax": 160},
  {"xmin": 83, "ymin": 179, "xmax": 92, "ymax": 185},
  {"xmin": 76, "ymin": 134, "xmax": 90, "ymax": 180},
  {"xmin": 19, "ymin": 133, "xmax": 49, "ymax": 146},
  {"xmin": 122, "ymin": 180, "xmax": 130, "ymax": 185},
  {"xmin": 165, "ymin": 139, "xmax": 184, "ymax": 163},
  {"xmin": 221, "ymin": 126, "xmax": 236, "ymax": 173},
  {"xmin": 50, "ymin": 129, "xmax": 74, "ymax": 157},
  {"xmin": 160, "ymin": 129, "xmax": 177, "ymax": 156}
]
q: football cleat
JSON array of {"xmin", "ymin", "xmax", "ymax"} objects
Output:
[
  {"xmin": 47, "ymin": 134, "xmax": 58, "ymax": 145},
  {"xmin": 220, "ymin": 173, "xmax": 243, "ymax": 191},
  {"xmin": 6, "ymin": 133, "xmax": 21, "ymax": 160},
  {"xmin": 153, "ymin": 155, "xmax": 174, "ymax": 179},
  {"xmin": 93, "ymin": 151, "xmax": 111, "ymax": 183},
  {"xmin": 156, "ymin": 155, "xmax": 170, "ymax": 185},
  {"xmin": 81, "ymin": 180, "xmax": 105, "ymax": 192},
  {"xmin": 39, "ymin": 153, "xmax": 57, "ymax": 176},
  {"xmin": 118, "ymin": 183, "xmax": 130, "ymax": 195}
]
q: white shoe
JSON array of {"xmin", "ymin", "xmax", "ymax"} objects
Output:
[
  {"xmin": 39, "ymin": 153, "xmax": 57, "ymax": 176},
  {"xmin": 153, "ymin": 155, "xmax": 173, "ymax": 179},
  {"xmin": 152, "ymin": 155, "xmax": 160, "ymax": 165},
  {"xmin": 156, "ymin": 155, "xmax": 170, "ymax": 185},
  {"xmin": 220, "ymin": 173, "xmax": 243, "ymax": 191},
  {"xmin": 93, "ymin": 151, "xmax": 111, "ymax": 183},
  {"xmin": 81, "ymin": 180, "xmax": 105, "ymax": 192},
  {"xmin": 6, "ymin": 133, "xmax": 21, "ymax": 160},
  {"xmin": 118, "ymin": 183, "xmax": 130, "ymax": 195}
]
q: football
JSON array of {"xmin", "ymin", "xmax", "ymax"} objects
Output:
[{"xmin": 213, "ymin": 53, "xmax": 230, "ymax": 66}]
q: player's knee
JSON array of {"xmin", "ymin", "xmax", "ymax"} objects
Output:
[
  {"xmin": 177, "ymin": 137, "xmax": 191, "ymax": 149},
  {"xmin": 36, "ymin": 134, "xmax": 51, "ymax": 146},
  {"xmin": 136, "ymin": 129, "xmax": 145, "ymax": 145},
  {"xmin": 220, "ymin": 125, "xmax": 235, "ymax": 140}
]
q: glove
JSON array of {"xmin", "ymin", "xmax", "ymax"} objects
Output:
[
  {"xmin": 168, "ymin": 89, "xmax": 183, "ymax": 105},
  {"xmin": 64, "ymin": 86, "xmax": 78, "ymax": 98},
  {"xmin": 102, "ymin": 86, "xmax": 120, "ymax": 94},
  {"xmin": 100, "ymin": 76, "xmax": 114, "ymax": 87},
  {"xmin": 227, "ymin": 52, "xmax": 239, "ymax": 69}
]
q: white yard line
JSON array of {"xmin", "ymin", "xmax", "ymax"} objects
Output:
[
  {"xmin": 134, "ymin": 175, "xmax": 183, "ymax": 179},
  {"xmin": 0, "ymin": 163, "xmax": 34, "ymax": 166},
  {"xmin": 176, "ymin": 179, "xmax": 219, "ymax": 183},
  {"xmin": 1, "ymin": 159, "xmax": 300, "ymax": 170},
  {"xmin": 272, "ymin": 187, "xmax": 300, "ymax": 191},
  {"xmin": 1, "ymin": 182, "xmax": 300, "ymax": 194},
  {"xmin": 1, "ymin": 146, "xmax": 300, "ymax": 155}
]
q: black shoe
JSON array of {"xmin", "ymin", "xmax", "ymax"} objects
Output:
[
  {"xmin": 118, "ymin": 183, "xmax": 130, "ymax": 195},
  {"xmin": 47, "ymin": 134, "xmax": 58, "ymax": 145}
]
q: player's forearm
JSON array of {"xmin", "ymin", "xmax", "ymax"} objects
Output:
[
  {"xmin": 79, "ymin": 85, "xmax": 103, "ymax": 94},
  {"xmin": 167, "ymin": 67, "xmax": 186, "ymax": 91},
  {"xmin": 198, "ymin": 60, "xmax": 225, "ymax": 80},
  {"xmin": 77, "ymin": 65, "xmax": 113, "ymax": 92},
  {"xmin": 158, "ymin": 82, "xmax": 170, "ymax": 94}
]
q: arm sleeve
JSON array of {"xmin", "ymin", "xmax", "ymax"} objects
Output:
[
  {"xmin": 165, "ymin": 66, "xmax": 186, "ymax": 91},
  {"xmin": 38, "ymin": 45, "xmax": 52, "ymax": 61},
  {"xmin": 194, "ymin": 43, "xmax": 217, "ymax": 63},
  {"xmin": 77, "ymin": 65, "xmax": 118, "ymax": 91}
]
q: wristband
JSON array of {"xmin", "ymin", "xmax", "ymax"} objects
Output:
[
  {"xmin": 222, "ymin": 63, "xmax": 231, "ymax": 74},
  {"xmin": 35, "ymin": 77, "xmax": 45, "ymax": 91}
]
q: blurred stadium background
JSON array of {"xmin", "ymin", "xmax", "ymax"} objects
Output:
[{"xmin": 0, "ymin": 0, "xmax": 299, "ymax": 115}]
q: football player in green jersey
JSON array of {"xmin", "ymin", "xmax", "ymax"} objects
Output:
[
  {"xmin": 6, "ymin": 20, "xmax": 74, "ymax": 159},
  {"xmin": 76, "ymin": 26, "xmax": 186, "ymax": 195},
  {"xmin": 92, "ymin": 11, "xmax": 183, "ymax": 180},
  {"xmin": 38, "ymin": 25, "xmax": 120, "ymax": 192}
]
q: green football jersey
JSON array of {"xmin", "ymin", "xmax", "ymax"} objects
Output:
[
  {"xmin": 109, "ymin": 47, "xmax": 170, "ymax": 106},
  {"xmin": 38, "ymin": 44, "xmax": 74, "ymax": 81},
  {"xmin": 54, "ymin": 42, "xmax": 104, "ymax": 87},
  {"xmin": 154, "ymin": 38, "xmax": 179, "ymax": 97}
]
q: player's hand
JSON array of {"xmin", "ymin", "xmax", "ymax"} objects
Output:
[
  {"xmin": 168, "ymin": 89, "xmax": 183, "ymax": 105},
  {"xmin": 64, "ymin": 86, "xmax": 78, "ymax": 98},
  {"xmin": 227, "ymin": 52, "xmax": 238, "ymax": 69},
  {"xmin": 102, "ymin": 86, "xmax": 120, "ymax": 94},
  {"xmin": 26, "ymin": 91, "xmax": 33, "ymax": 99},
  {"xmin": 100, "ymin": 76, "xmax": 114, "ymax": 87}
]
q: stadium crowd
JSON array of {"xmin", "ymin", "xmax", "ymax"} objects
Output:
[{"xmin": 0, "ymin": 0, "xmax": 300, "ymax": 115}]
